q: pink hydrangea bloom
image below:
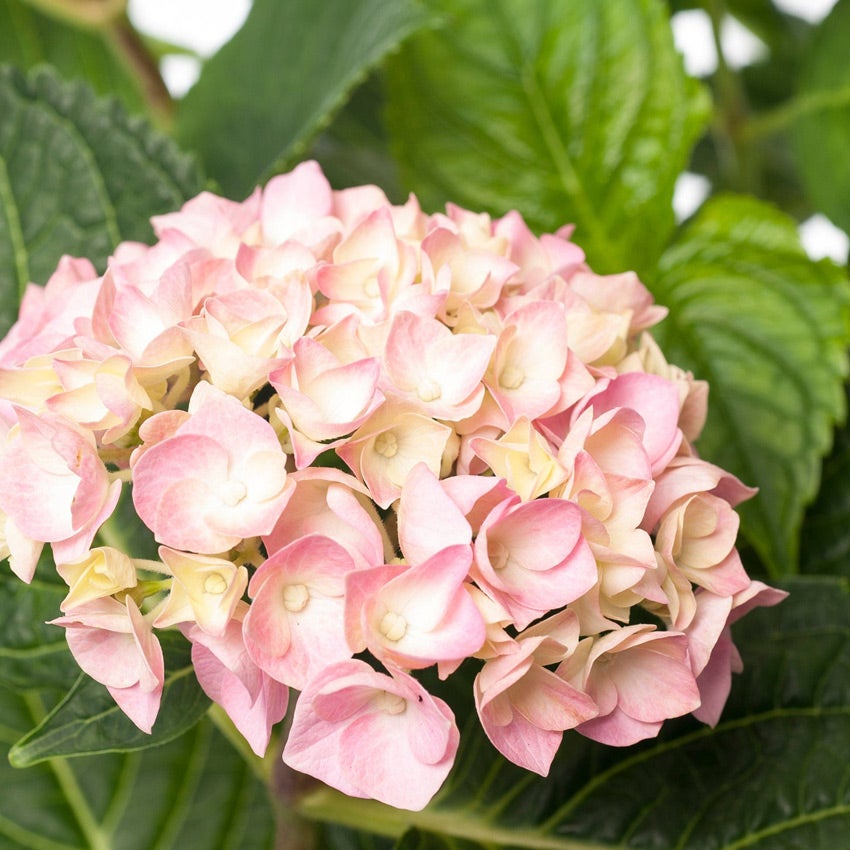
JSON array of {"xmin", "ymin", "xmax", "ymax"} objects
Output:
[
  {"xmin": 0, "ymin": 408, "xmax": 121, "ymax": 579},
  {"xmin": 282, "ymin": 659, "xmax": 459, "ymax": 810},
  {"xmin": 345, "ymin": 544, "xmax": 486, "ymax": 671},
  {"xmin": 132, "ymin": 382, "xmax": 290, "ymax": 553},
  {"xmin": 560, "ymin": 625, "xmax": 701, "ymax": 746},
  {"xmin": 51, "ymin": 596, "xmax": 164, "ymax": 733},
  {"xmin": 183, "ymin": 603, "xmax": 289, "ymax": 756},
  {"xmin": 475, "ymin": 611, "xmax": 598, "ymax": 774},
  {"xmin": 0, "ymin": 160, "xmax": 781, "ymax": 810},
  {"xmin": 244, "ymin": 534, "xmax": 357, "ymax": 689}
]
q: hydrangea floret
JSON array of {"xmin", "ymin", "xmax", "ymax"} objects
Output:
[{"xmin": 0, "ymin": 161, "xmax": 786, "ymax": 811}]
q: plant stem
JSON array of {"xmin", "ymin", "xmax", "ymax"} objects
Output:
[
  {"xmin": 295, "ymin": 787, "xmax": 615, "ymax": 850},
  {"xmin": 104, "ymin": 14, "xmax": 174, "ymax": 127},
  {"xmin": 705, "ymin": 0, "xmax": 754, "ymax": 193},
  {"xmin": 742, "ymin": 85, "xmax": 850, "ymax": 141},
  {"xmin": 208, "ymin": 703, "xmax": 275, "ymax": 784}
]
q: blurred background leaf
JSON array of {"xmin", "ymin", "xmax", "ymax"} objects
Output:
[
  {"xmin": 792, "ymin": 0, "xmax": 850, "ymax": 235},
  {"xmin": 0, "ymin": 0, "xmax": 149, "ymax": 115},
  {"xmin": 175, "ymin": 0, "xmax": 438, "ymax": 197}
]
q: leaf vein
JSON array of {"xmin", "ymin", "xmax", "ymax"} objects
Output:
[{"xmin": 0, "ymin": 153, "xmax": 31, "ymax": 296}]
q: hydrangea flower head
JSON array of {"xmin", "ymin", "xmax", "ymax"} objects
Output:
[{"xmin": 0, "ymin": 161, "xmax": 785, "ymax": 811}]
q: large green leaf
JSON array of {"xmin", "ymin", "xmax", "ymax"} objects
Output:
[
  {"xmin": 309, "ymin": 72, "xmax": 406, "ymax": 202},
  {"xmin": 384, "ymin": 0, "xmax": 709, "ymax": 275},
  {"xmin": 800, "ymin": 384, "xmax": 850, "ymax": 577},
  {"xmin": 0, "ymin": 691, "xmax": 275, "ymax": 850},
  {"xmin": 793, "ymin": 0, "xmax": 850, "ymax": 235},
  {"xmin": 650, "ymin": 195, "xmax": 850, "ymax": 575},
  {"xmin": 0, "ymin": 571, "xmax": 76, "ymax": 693},
  {"xmin": 0, "ymin": 65, "xmax": 203, "ymax": 332},
  {"xmin": 8, "ymin": 631, "xmax": 210, "ymax": 766},
  {"xmin": 292, "ymin": 578, "xmax": 850, "ymax": 850},
  {"xmin": 175, "ymin": 0, "xmax": 436, "ymax": 198},
  {"xmin": 0, "ymin": 0, "xmax": 146, "ymax": 116}
]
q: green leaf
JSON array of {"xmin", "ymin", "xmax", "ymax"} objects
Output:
[
  {"xmin": 9, "ymin": 631, "xmax": 210, "ymax": 766},
  {"xmin": 96, "ymin": 485, "xmax": 160, "ymax": 563},
  {"xmin": 308, "ymin": 72, "xmax": 406, "ymax": 202},
  {"xmin": 0, "ymin": 690, "xmax": 275, "ymax": 850},
  {"xmin": 800, "ymin": 384, "xmax": 850, "ymax": 576},
  {"xmin": 175, "ymin": 0, "xmax": 436, "ymax": 198},
  {"xmin": 384, "ymin": 0, "xmax": 709, "ymax": 275},
  {"xmin": 0, "ymin": 0, "xmax": 146, "ymax": 115},
  {"xmin": 0, "ymin": 571, "xmax": 76, "ymax": 693},
  {"xmin": 651, "ymin": 195, "xmax": 850, "ymax": 575},
  {"xmin": 792, "ymin": 0, "xmax": 850, "ymax": 234},
  {"xmin": 295, "ymin": 578, "xmax": 850, "ymax": 850},
  {"xmin": 0, "ymin": 65, "xmax": 203, "ymax": 332}
]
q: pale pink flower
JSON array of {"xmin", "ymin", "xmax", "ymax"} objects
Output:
[
  {"xmin": 395, "ymin": 463, "xmax": 473, "ymax": 565},
  {"xmin": 234, "ymin": 240, "xmax": 318, "ymax": 306},
  {"xmin": 573, "ymin": 474, "xmax": 658, "ymax": 625},
  {"xmin": 618, "ymin": 333, "xmax": 708, "ymax": 444},
  {"xmin": 183, "ymin": 603, "xmax": 289, "ymax": 756},
  {"xmin": 314, "ymin": 207, "xmax": 418, "ymax": 323},
  {"xmin": 421, "ymin": 226, "xmax": 518, "ymax": 316},
  {"xmin": 485, "ymin": 301, "xmax": 571, "ymax": 422},
  {"xmin": 106, "ymin": 236, "xmax": 198, "ymax": 296},
  {"xmin": 560, "ymin": 625, "xmax": 701, "ymax": 746},
  {"xmin": 45, "ymin": 351, "xmax": 152, "ymax": 443},
  {"xmin": 152, "ymin": 188, "xmax": 262, "ymax": 257},
  {"xmin": 282, "ymin": 659, "xmax": 459, "ymax": 810},
  {"xmin": 0, "ymin": 510, "xmax": 44, "ymax": 583},
  {"xmin": 244, "ymin": 534, "xmax": 357, "ymax": 689},
  {"xmin": 56, "ymin": 546, "xmax": 138, "ymax": 611},
  {"xmin": 331, "ymin": 183, "xmax": 393, "ymax": 230},
  {"xmin": 337, "ymin": 401, "xmax": 454, "ymax": 508},
  {"xmin": 132, "ymin": 382, "xmax": 290, "ymax": 553},
  {"xmin": 472, "ymin": 495, "xmax": 596, "ymax": 630},
  {"xmin": 260, "ymin": 160, "xmax": 340, "ymax": 252},
  {"xmin": 381, "ymin": 311, "xmax": 495, "ymax": 420},
  {"xmin": 433, "ymin": 204, "xmax": 506, "ymax": 254},
  {"xmin": 0, "ymin": 408, "xmax": 121, "ymax": 566},
  {"xmin": 90, "ymin": 265, "xmax": 195, "ymax": 385},
  {"xmin": 270, "ymin": 336, "xmax": 383, "ymax": 467},
  {"xmin": 528, "ymin": 276, "xmax": 633, "ymax": 367},
  {"xmin": 688, "ymin": 581, "xmax": 787, "ymax": 725},
  {"xmin": 262, "ymin": 468, "xmax": 388, "ymax": 568},
  {"xmin": 182, "ymin": 289, "xmax": 295, "ymax": 400},
  {"xmin": 552, "ymin": 406, "xmax": 651, "ymax": 485},
  {"xmin": 567, "ymin": 270, "xmax": 667, "ymax": 336},
  {"xmin": 575, "ymin": 372, "xmax": 683, "ymax": 476},
  {"xmin": 654, "ymin": 491, "xmax": 750, "ymax": 596},
  {"xmin": 153, "ymin": 547, "xmax": 248, "ymax": 636},
  {"xmin": 51, "ymin": 596, "xmax": 164, "ymax": 733},
  {"xmin": 494, "ymin": 210, "xmax": 585, "ymax": 286},
  {"xmin": 643, "ymin": 455, "xmax": 756, "ymax": 532},
  {"xmin": 474, "ymin": 611, "xmax": 598, "ymax": 774},
  {"xmin": 0, "ymin": 257, "xmax": 102, "ymax": 367},
  {"xmin": 469, "ymin": 417, "xmax": 567, "ymax": 501},
  {"xmin": 345, "ymin": 544, "xmax": 486, "ymax": 670}
]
